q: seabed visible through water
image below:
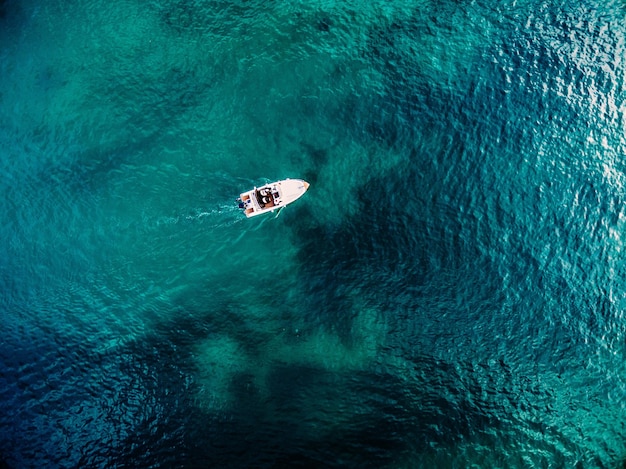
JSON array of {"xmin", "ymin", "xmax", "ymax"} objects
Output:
[{"xmin": 1, "ymin": 0, "xmax": 625, "ymax": 467}]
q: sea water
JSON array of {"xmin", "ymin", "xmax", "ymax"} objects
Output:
[{"xmin": 1, "ymin": 0, "xmax": 625, "ymax": 467}]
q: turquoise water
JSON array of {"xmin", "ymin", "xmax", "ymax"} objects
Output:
[{"xmin": 1, "ymin": 0, "xmax": 626, "ymax": 466}]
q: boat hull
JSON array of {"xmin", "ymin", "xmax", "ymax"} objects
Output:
[{"xmin": 238, "ymin": 179, "xmax": 309, "ymax": 218}]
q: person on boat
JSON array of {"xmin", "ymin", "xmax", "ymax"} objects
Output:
[{"xmin": 256, "ymin": 189, "xmax": 266, "ymax": 206}]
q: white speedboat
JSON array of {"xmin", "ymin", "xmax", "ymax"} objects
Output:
[{"xmin": 237, "ymin": 179, "xmax": 310, "ymax": 218}]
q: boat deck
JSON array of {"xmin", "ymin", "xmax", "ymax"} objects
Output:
[{"xmin": 241, "ymin": 194, "xmax": 255, "ymax": 216}]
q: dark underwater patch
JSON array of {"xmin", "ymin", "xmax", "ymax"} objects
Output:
[
  {"xmin": 0, "ymin": 0, "xmax": 26, "ymax": 34},
  {"xmin": 115, "ymin": 277, "xmax": 514, "ymax": 466},
  {"xmin": 158, "ymin": 0, "xmax": 276, "ymax": 36},
  {"xmin": 163, "ymin": 361, "xmax": 495, "ymax": 467},
  {"xmin": 159, "ymin": 1, "xmax": 210, "ymax": 33},
  {"xmin": 36, "ymin": 62, "xmax": 216, "ymax": 194},
  {"xmin": 290, "ymin": 134, "xmax": 502, "ymax": 326},
  {"xmin": 316, "ymin": 16, "xmax": 332, "ymax": 33}
]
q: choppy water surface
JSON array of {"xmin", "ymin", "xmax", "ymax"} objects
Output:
[{"xmin": 1, "ymin": 0, "xmax": 625, "ymax": 467}]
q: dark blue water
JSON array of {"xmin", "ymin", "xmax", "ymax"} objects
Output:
[{"xmin": 1, "ymin": 0, "xmax": 626, "ymax": 467}]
